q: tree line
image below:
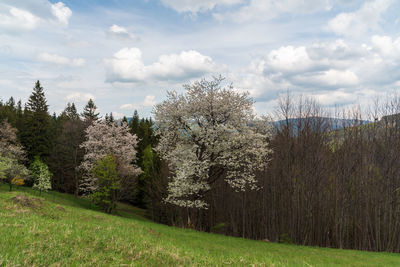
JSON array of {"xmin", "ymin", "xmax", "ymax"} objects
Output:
[
  {"xmin": 3, "ymin": 79, "xmax": 400, "ymax": 252},
  {"xmin": 0, "ymin": 81, "xmax": 158, "ymax": 211}
]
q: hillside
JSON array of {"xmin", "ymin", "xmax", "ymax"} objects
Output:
[{"xmin": 1, "ymin": 185, "xmax": 400, "ymax": 266}]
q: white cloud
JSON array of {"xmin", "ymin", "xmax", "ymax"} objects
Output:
[
  {"xmin": 214, "ymin": 0, "xmax": 332, "ymax": 22},
  {"xmin": 0, "ymin": 7, "xmax": 41, "ymax": 30},
  {"xmin": 160, "ymin": 0, "xmax": 242, "ymax": 14},
  {"xmin": 120, "ymin": 103, "xmax": 138, "ymax": 110},
  {"xmin": 143, "ymin": 95, "xmax": 156, "ymax": 106},
  {"xmin": 0, "ymin": 1, "xmax": 72, "ymax": 31},
  {"xmin": 66, "ymin": 92, "xmax": 94, "ymax": 102},
  {"xmin": 51, "ymin": 2, "xmax": 72, "ymax": 26},
  {"xmin": 312, "ymin": 89, "xmax": 356, "ymax": 106},
  {"xmin": 233, "ymin": 37, "xmax": 400, "ymax": 105},
  {"xmin": 38, "ymin": 53, "xmax": 85, "ymax": 66},
  {"xmin": 108, "ymin": 24, "xmax": 136, "ymax": 39},
  {"xmin": 371, "ymin": 35, "xmax": 400, "ymax": 57},
  {"xmin": 106, "ymin": 48, "xmax": 219, "ymax": 82},
  {"xmin": 263, "ymin": 46, "xmax": 313, "ymax": 73},
  {"xmin": 120, "ymin": 95, "xmax": 156, "ymax": 110},
  {"xmin": 328, "ymin": 0, "xmax": 392, "ymax": 37},
  {"xmin": 292, "ymin": 69, "xmax": 359, "ymax": 87}
]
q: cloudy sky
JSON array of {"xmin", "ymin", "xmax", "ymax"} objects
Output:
[{"xmin": 1, "ymin": 0, "xmax": 399, "ymax": 118}]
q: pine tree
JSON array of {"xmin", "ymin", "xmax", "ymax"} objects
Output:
[
  {"xmin": 63, "ymin": 102, "xmax": 79, "ymax": 120},
  {"xmin": 129, "ymin": 110, "xmax": 140, "ymax": 135},
  {"xmin": 50, "ymin": 103, "xmax": 85, "ymax": 195},
  {"xmin": 27, "ymin": 81, "xmax": 48, "ymax": 113},
  {"xmin": 108, "ymin": 112, "xmax": 114, "ymax": 124},
  {"xmin": 82, "ymin": 99, "xmax": 99, "ymax": 123},
  {"xmin": 21, "ymin": 81, "xmax": 51, "ymax": 162}
]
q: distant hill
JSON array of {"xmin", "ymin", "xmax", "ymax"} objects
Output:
[{"xmin": 274, "ymin": 117, "xmax": 372, "ymax": 131}]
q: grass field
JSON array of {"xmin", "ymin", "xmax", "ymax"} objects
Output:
[{"xmin": 1, "ymin": 184, "xmax": 400, "ymax": 266}]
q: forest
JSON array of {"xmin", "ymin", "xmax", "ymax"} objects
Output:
[{"xmin": 2, "ymin": 78, "xmax": 400, "ymax": 253}]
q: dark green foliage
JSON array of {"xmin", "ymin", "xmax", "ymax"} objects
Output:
[
  {"xmin": 137, "ymin": 145, "xmax": 156, "ymax": 208},
  {"xmin": 20, "ymin": 81, "xmax": 52, "ymax": 162},
  {"xmin": 81, "ymin": 98, "xmax": 99, "ymax": 123},
  {"xmin": 128, "ymin": 112, "xmax": 159, "ymax": 208},
  {"xmin": 129, "ymin": 110, "xmax": 140, "ymax": 134},
  {"xmin": 0, "ymin": 97, "xmax": 18, "ymax": 127},
  {"xmin": 105, "ymin": 112, "xmax": 114, "ymax": 125},
  {"xmin": 49, "ymin": 103, "xmax": 85, "ymax": 195},
  {"xmin": 122, "ymin": 116, "xmax": 128, "ymax": 124},
  {"xmin": 26, "ymin": 81, "xmax": 48, "ymax": 113},
  {"xmin": 62, "ymin": 103, "xmax": 79, "ymax": 120},
  {"xmin": 279, "ymin": 233, "xmax": 293, "ymax": 244},
  {"xmin": 90, "ymin": 154, "xmax": 120, "ymax": 213}
]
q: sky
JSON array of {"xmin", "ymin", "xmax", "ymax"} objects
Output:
[{"xmin": 1, "ymin": 0, "xmax": 400, "ymax": 118}]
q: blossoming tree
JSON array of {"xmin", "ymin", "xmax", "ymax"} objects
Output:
[
  {"xmin": 154, "ymin": 76, "xmax": 272, "ymax": 208},
  {"xmin": 30, "ymin": 156, "xmax": 52, "ymax": 195},
  {"xmin": 79, "ymin": 121, "xmax": 141, "ymax": 197},
  {"xmin": 0, "ymin": 120, "xmax": 29, "ymax": 191}
]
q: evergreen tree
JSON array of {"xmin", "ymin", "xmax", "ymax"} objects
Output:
[
  {"xmin": 108, "ymin": 112, "xmax": 115, "ymax": 124},
  {"xmin": 6, "ymin": 97, "xmax": 15, "ymax": 109},
  {"xmin": 82, "ymin": 99, "xmax": 99, "ymax": 123},
  {"xmin": 104, "ymin": 112, "xmax": 115, "ymax": 125},
  {"xmin": 62, "ymin": 102, "xmax": 79, "ymax": 120},
  {"xmin": 20, "ymin": 81, "xmax": 51, "ymax": 162},
  {"xmin": 27, "ymin": 81, "xmax": 48, "ymax": 112},
  {"xmin": 0, "ymin": 97, "xmax": 18, "ymax": 126},
  {"xmin": 129, "ymin": 110, "xmax": 140, "ymax": 135},
  {"xmin": 50, "ymin": 103, "xmax": 85, "ymax": 195},
  {"xmin": 127, "ymin": 111, "xmax": 159, "ymax": 207}
]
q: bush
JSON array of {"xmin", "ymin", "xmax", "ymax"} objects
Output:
[{"xmin": 90, "ymin": 154, "xmax": 120, "ymax": 213}]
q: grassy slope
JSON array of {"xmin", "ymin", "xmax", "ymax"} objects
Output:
[{"xmin": 1, "ymin": 184, "xmax": 400, "ymax": 266}]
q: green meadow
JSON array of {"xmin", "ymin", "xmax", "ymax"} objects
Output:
[{"xmin": 1, "ymin": 184, "xmax": 399, "ymax": 267}]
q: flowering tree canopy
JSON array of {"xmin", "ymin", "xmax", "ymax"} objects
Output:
[
  {"xmin": 0, "ymin": 120, "xmax": 25, "ymax": 160},
  {"xmin": 79, "ymin": 121, "xmax": 141, "ymax": 195},
  {"xmin": 0, "ymin": 156, "xmax": 29, "ymax": 191},
  {"xmin": 0, "ymin": 120, "xmax": 29, "ymax": 191},
  {"xmin": 154, "ymin": 76, "xmax": 272, "ymax": 208},
  {"xmin": 30, "ymin": 157, "xmax": 52, "ymax": 194}
]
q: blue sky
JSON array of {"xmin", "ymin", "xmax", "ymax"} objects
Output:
[{"xmin": 1, "ymin": 0, "xmax": 400, "ymax": 118}]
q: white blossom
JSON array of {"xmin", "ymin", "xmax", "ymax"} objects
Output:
[
  {"xmin": 154, "ymin": 76, "xmax": 273, "ymax": 208},
  {"xmin": 79, "ymin": 121, "xmax": 141, "ymax": 194}
]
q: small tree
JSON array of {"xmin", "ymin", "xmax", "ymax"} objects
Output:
[
  {"xmin": 30, "ymin": 156, "xmax": 52, "ymax": 195},
  {"xmin": 0, "ymin": 156, "xmax": 29, "ymax": 191},
  {"xmin": 91, "ymin": 154, "xmax": 119, "ymax": 213}
]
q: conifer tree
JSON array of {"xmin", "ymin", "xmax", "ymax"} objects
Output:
[
  {"xmin": 63, "ymin": 102, "xmax": 79, "ymax": 120},
  {"xmin": 21, "ymin": 81, "xmax": 51, "ymax": 162},
  {"xmin": 50, "ymin": 103, "xmax": 85, "ymax": 195},
  {"xmin": 129, "ymin": 110, "xmax": 140, "ymax": 135},
  {"xmin": 82, "ymin": 99, "xmax": 99, "ymax": 123},
  {"xmin": 27, "ymin": 81, "xmax": 48, "ymax": 112}
]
